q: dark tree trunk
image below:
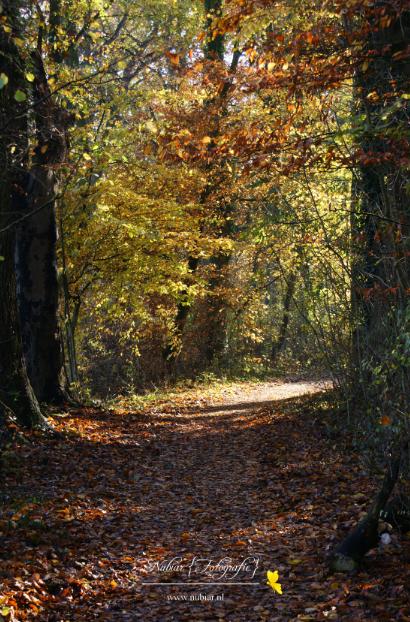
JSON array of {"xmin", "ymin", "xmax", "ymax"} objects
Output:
[
  {"xmin": 332, "ymin": 3, "xmax": 410, "ymax": 571},
  {"xmin": 202, "ymin": 250, "xmax": 232, "ymax": 367},
  {"xmin": 191, "ymin": 43, "xmax": 242, "ymax": 368},
  {"xmin": 271, "ymin": 273, "xmax": 296, "ymax": 362},
  {"xmin": 15, "ymin": 47, "xmax": 68, "ymax": 404},
  {"xmin": 330, "ymin": 446, "xmax": 404, "ymax": 571},
  {"xmin": 0, "ymin": 205, "xmax": 45, "ymax": 429},
  {"xmin": 351, "ymin": 3, "xmax": 410, "ymax": 370},
  {"xmin": 0, "ymin": 1, "xmax": 48, "ymax": 428},
  {"xmin": 204, "ymin": 0, "xmax": 225, "ymax": 61}
]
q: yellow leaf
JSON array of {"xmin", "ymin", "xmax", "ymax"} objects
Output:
[
  {"xmin": 201, "ymin": 136, "xmax": 212, "ymax": 145},
  {"xmin": 145, "ymin": 120, "xmax": 157, "ymax": 134},
  {"xmin": 267, "ymin": 570, "xmax": 282, "ymax": 594}
]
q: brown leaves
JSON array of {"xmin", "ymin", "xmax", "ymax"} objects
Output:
[
  {"xmin": 166, "ymin": 51, "xmax": 180, "ymax": 68},
  {"xmin": 0, "ymin": 384, "xmax": 409, "ymax": 620}
]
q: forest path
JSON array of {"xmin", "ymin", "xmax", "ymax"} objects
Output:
[
  {"xmin": 1, "ymin": 380, "xmax": 408, "ymax": 621},
  {"xmin": 195, "ymin": 379, "xmax": 330, "ymax": 414}
]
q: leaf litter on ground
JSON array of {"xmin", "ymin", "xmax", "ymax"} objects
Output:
[{"xmin": 0, "ymin": 380, "xmax": 409, "ymax": 621}]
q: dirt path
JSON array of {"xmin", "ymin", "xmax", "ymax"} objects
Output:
[
  {"xmin": 200, "ymin": 379, "xmax": 331, "ymax": 414},
  {"xmin": 1, "ymin": 381, "xmax": 408, "ymax": 621}
]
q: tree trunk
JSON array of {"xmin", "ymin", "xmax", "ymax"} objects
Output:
[
  {"xmin": 351, "ymin": 3, "xmax": 410, "ymax": 372},
  {"xmin": 163, "ymin": 0, "xmax": 230, "ymax": 365},
  {"xmin": 201, "ymin": 250, "xmax": 232, "ymax": 367},
  {"xmin": 0, "ymin": 207, "xmax": 46, "ymax": 429},
  {"xmin": 63, "ymin": 294, "xmax": 80, "ymax": 385},
  {"xmin": 15, "ymin": 48, "xmax": 68, "ymax": 404},
  {"xmin": 271, "ymin": 273, "xmax": 296, "ymax": 362},
  {"xmin": 332, "ymin": 2, "xmax": 410, "ymax": 571},
  {"xmin": 330, "ymin": 446, "xmax": 404, "ymax": 571},
  {"xmin": 204, "ymin": 0, "xmax": 224, "ymax": 61},
  {"xmin": 0, "ymin": 1, "xmax": 48, "ymax": 428}
]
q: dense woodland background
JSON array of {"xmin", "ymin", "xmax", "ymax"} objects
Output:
[{"xmin": 0, "ymin": 0, "xmax": 410, "ymax": 615}]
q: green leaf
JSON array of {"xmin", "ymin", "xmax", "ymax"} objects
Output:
[
  {"xmin": 0, "ymin": 607, "xmax": 11, "ymax": 616},
  {"xmin": 14, "ymin": 90, "xmax": 26, "ymax": 102},
  {"xmin": 0, "ymin": 72, "xmax": 9, "ymax": 89}
]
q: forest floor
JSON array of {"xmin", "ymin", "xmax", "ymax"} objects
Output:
[{"xmin": 1, "ymin": 380, "xmax": 410, "ymax": 621}]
